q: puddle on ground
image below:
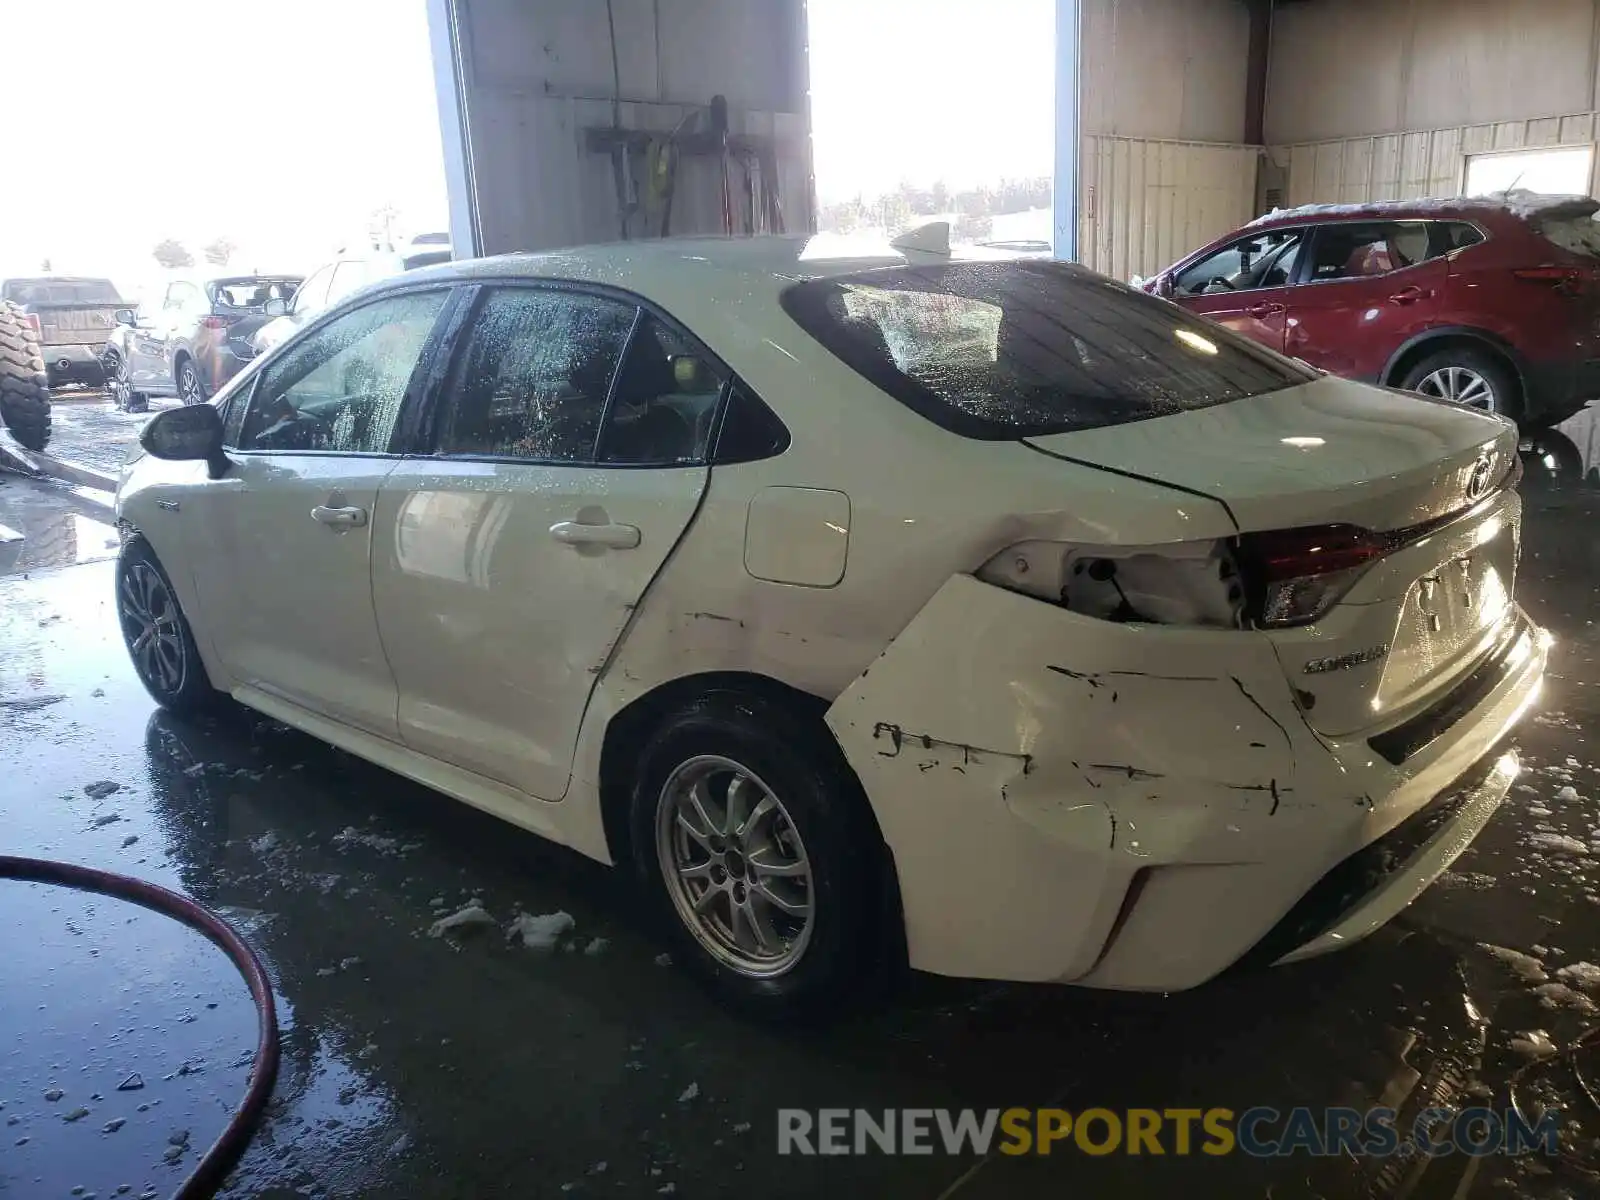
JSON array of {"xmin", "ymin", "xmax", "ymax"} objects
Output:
[{"xmin": 0, "ymin": 475, "xmax": 118, "ymax": 575}]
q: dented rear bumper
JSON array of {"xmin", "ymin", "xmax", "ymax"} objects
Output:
[{"xmin": 824, "ymin": 576, "xmax": 1546, "ymax": 990}]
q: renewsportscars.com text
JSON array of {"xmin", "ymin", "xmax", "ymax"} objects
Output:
[{"xmin": 777, "ymin": 1107, "xmax": 1560, "ymax": 1158}]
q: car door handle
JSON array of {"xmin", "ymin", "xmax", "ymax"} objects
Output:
[
  {"xmin": 1246, "ymin": 302, "xmax": 1284, "ymax": 318},
  {"xmin": 311, "ymin": 504, "xmax": 368, "ymax": 529},
  {"xmin": 550, "ymin": 520, "xmax": 640, "ymax": 549},
  {"xmin": 1389, "ymin": 286, "xmax": 1429, "ymax": 304}
]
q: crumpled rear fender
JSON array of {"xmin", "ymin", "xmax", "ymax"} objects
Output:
[{"xmin": 825, "ymin": 574, "xmax": 1323, "ymax": 984}]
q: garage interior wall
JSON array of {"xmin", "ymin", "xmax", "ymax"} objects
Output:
[
  {"xmin": 1266, "ymin": 0, "xmax": 1600, "ymax": 206},
  {"xmin": 438, "ymin": 0, "xmax": 811, "ymax": 255},
  {"xmin": 1077, "ymin": 0, "xmax": 1261, "ymax": 280}
]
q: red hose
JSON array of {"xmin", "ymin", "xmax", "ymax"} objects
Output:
[{"xmin": 0, "ymin": 856, "xmax": 280, "ymax": 1200}]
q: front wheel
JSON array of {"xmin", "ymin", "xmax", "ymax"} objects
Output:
[
  {"xmin": 1399, "ymin": 348, "xmax": 1520, "ymax": 419},
  {"xmin": 176, "ymin": 357, "xmax": 207, "ymax": 405},
  {"xmin": 116, "ymin": 540, "xmax": 221, "ymax": 713},
  {"xmin": 104, "ymin": 349, "xmax": 148, "ymax": 413},
  {"xmin": 629, "ymin": 690, "xmax": 889, "ymax": 1021}
]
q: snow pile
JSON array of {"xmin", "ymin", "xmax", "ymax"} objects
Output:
[
  {"xmin": 427, "ymin": 905, "xmax": 497, "ymax": 938},
  {"xmin": 1528, "ymin": 832, "xmax": 1589, "ymax": 855},
  {"xmin": 1556, "ymin": 786, "xmax": 1581, "ymax": 802},
  {"xmin": 1532, "ymin": 982, "xmax": 1597, "ymax": 1013},
  {"xmin": 249, "ymin": 832, "xmax": 281, "ymax": 855},
  {"xmin": 506, "ymin": 910, "xmax": 575, "ymax": 952},
  {"xmin": 1246, "ymin": 190, "xmax": 1598, "ymax": 229},
  {"xmin": 1509, "ymin": 1030, "xmax": 1558, "ymax": 1060},
  {"xmin": 1556, "ymin": 962, "xmax": 1600, "ymax": 991},
  {"xmin": 1480, "ymin": 944, "xmax": 1549, "ymax": 982}
]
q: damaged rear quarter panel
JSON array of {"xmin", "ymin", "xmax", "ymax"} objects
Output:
[{"xmin": 824, "ymin": 574, "xmax": 1324, "ymax": 983}]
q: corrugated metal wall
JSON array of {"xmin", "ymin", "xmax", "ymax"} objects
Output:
[
  {"xmin": 1273, "ymin": 112, "xmax": 1600, "ymax": 207},
  {"xmin": 1080, "ymin": 136, "xmax": 1260, "ymax": 282}
]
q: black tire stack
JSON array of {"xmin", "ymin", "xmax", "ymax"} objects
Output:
[{"xmin": 0, "ymin": 300, "xmax": 52, "ymax": 451}]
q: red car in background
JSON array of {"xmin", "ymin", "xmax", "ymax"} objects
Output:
[{"xmin": 1141, "ymin": 192, "xmax": 1600, "ymax": 428}]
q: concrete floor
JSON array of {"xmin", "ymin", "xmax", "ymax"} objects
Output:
[{"xmin": 2, "ymin": 416, "xmax": 1600, "ymax": 1199}]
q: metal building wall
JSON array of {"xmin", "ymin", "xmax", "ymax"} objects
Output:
[
  {"xmin": 1072, "ymin": 0, "xmax": 1259, "ymax": 281},
  {"xmin": 1080, "ymin": 136, "xmax": 1259, "ymax": 281},
  {"xmin": 433, "ymin": 0, "xmax": 811, "ymax": 256},
  {"xmin": 1266, "ymin": 0, "xmax": 1600, "ymax": 147},
  {"xmin": 1273, "ymin": 113, "xmax": 1600, "ymax": 208}
]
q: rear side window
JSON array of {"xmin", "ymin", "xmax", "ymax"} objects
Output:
[
  {"xmin": 781, "ymin": 262, "xmax": 1316, "ymax": 439},
  {"xmin": 1533, "ymin": 214, "xmax": 1600, "ymax": 256},
  {"xmin": 209, "ymin": 278, "xmax": 300, "ymax": 311}
]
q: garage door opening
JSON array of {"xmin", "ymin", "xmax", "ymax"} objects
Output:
[{"xmin": 1464, "ymin": 146, "xmax": 1594, "ymax": 197}]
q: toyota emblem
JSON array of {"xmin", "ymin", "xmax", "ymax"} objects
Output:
[{"xmin": 1466, "ymin": 454, "xmax": 1495, "ymax": 501}]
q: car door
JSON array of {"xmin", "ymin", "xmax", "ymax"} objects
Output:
[
  {"xmin": 1169, "ymin": 227, "xmax": 1305, "ymax": 353},
  {"xmin": 184, "ymin": 287, "xmax": 455, "ymax": 739},
  {"xmin": 126, "ymin": 301, "xmax": 168, "ymax": 387},
  {"xmin": 1281, "ymin": 220, "xmax": 1447, "ymax": 380},
  {"xmin": 370, "ymin": 284, "xmax": 721, "ymax": 801}
]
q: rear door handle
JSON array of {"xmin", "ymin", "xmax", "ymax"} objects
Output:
[
  {"xmin": 1389, "ymin": 286, "xmax": 1428, "ymax": 304},
  {"xmin": 311, "ymin": 504, "xmax": 368, "ymax": 529},
  {"xmin": 550, "ymin": 520, "xmax": 640, "ymax": 550},
  {"xmin": 1246, "ymin": 302, "xmax": 1284, "ymax": 318}
]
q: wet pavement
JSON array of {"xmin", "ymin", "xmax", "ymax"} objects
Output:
[
  {"xmin": 42, "ymin": 397, "xmax": 181, "ymax": 480},
  {"xmin": 2, "ymin": 412, "xmax": 1600, "ymax": 1199}
]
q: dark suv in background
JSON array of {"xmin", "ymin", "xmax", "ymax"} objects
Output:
[
  {"xmin": 1141, "ymin": 192, "xmax": 1600, "ymax": 427},
  {"xmin": 1, "ymin": 275, "xmax": 126, "ymax": 388},
  {"xmin": 104, "ymin": 274, "xmax": 300, "ymax": 410}
]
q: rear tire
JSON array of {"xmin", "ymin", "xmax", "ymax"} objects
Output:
[
  {"xmin": 1399, "ymin": 347, "xmax": 1521, "ymax": 420},
  {"xmin": 628, "ymin": 689, "xmax": 889, "ymax": 1022},
  {"xmin": 0, "ymin": 300, "xmax": 52, "ymax": 451},
  {"xmin": 175, "ymin": 356, "xmax": 207, "ymax": 405},
  {"xmin": 116, "ymin": 539, "xmax": 222, "ymax": 714}
]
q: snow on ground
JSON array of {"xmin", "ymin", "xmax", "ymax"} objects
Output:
[
  {"xmin": 1527, "ymin": 832, "xmax": 1589, "ymax": 855},
  {"xmin": 1481, "ymin": 944, "xmax": 1549, "ymax": 982},
  {"xmin": 1556, "ymin": 962, "xmax": 1600, "ymax": 990},
  {"xmin": 1509, "ymin": 1030, "xmax": 1559, "ymax": 1060},
  {"xmin": 427, "ymin": 905, "xmax": 497, "ymax": 938},
  {"xmin": 506, "ymin": 910, "xmax": 575, "ymax": 951}
]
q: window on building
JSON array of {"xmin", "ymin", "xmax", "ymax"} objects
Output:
[{"xmin": 1465, "ymin": 147, "xmax": 1593, "ymax": 197}]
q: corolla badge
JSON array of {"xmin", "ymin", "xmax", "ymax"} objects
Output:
[{"xmin": 1466, "ymin": 453, "xmax": 1496, "ymax": 501}]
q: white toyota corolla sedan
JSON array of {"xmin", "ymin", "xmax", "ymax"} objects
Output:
[{"xmin": 116, "ymin": 235, "xmax": 1546, "ymax": 1017}]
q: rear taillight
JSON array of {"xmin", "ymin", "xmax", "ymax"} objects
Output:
[
  {"xmin": 1236, "ymin": 524, "xmax": 1391, "ymax": 627},
  {"xmin": 200, "ymin": 314, "xmax": 239, "ymax": 330},
  {"xmin": 22, "ymin": 312, "xmax": 41, "ymax": 337},
  {"xmin": 1513, "ymin": 265, "xmax": 1600, "ymax": 296}
]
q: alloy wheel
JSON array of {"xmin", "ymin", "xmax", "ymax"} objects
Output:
[
  {"xmin": 1415, "ymin": 365, "xmax": 1495, "ymax": 412},
  {"xmin": 178, "ymin": 361, "xmax": 202, "ymax": 405},
  {"xmin": 119, "ymin": 562, "xmax": 186, "ymax": 695},
  {"xmin": 655, "ymin": 754, "xmax": 814, "ymax": 978},
  {"xmin": 103, "ymin": 349, "xmax": 130, "ymax": 410}
]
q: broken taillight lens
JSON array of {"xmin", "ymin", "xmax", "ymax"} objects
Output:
[
  {"xmin": 23, "ymin": 312, "xmax": 42, "ymax": 337},
  {"xmin": 1513, "ymin": 265, "xmax": 1600, "ymax": 296},
  {"xmin": 1236, "ymin": 524, "xmax": 1390, "ymax": 627},
  {"xmin": 199, "ymin": 314, "xmax": 239, "ymax": 330}
]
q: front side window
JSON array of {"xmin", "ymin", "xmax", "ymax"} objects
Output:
[
  {"xmin": 1305, "ymin": 221, "xmax": 1434, "ymax": 282},
  {"xmin": 1175, "ymin": 230, "xmax": 1303, "ymax": 296},
  {"xmin": 782, "ymin": 262, "xmax": 1317, "ymax": 439},
  {"xmin": 234, "ymin": 289, "xmax": 447, "ymax": 453},
  {"xmin": 436, "ymin": 288, "xmax": 637, "ymax": 461},
  {"xmin": 165, "ymin": 282, "xmax": 202, "ymax": 311}
]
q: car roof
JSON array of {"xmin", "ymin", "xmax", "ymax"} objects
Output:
[
  {"xmin": 395, "ymin": 232, "xmax": 1023, "ymax": 307},
  {"xmin": 1244, "ymin": 188, "xmax": 1600, "ymax": 232}
]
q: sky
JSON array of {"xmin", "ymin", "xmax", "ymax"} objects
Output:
[{"xmin": 0, "ymin": 0, "xmax": 1055, "ymax": 292}]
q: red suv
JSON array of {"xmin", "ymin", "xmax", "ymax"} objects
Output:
[{"xmin": 1141, "ymin": 193, "xmax": 1600, "ymax": 427}]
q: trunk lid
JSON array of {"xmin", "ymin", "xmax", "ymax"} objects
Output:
[
  {"xmin": 1022, "ymin": 374, "xmax": 1516, "ymax": 534},
  {"xmin": 29, "ymin": 301, "xmax": 122, "ymax": 345},
  {"xmin": 1025, "ymin": 375, "xmax": 1523, "ymax": 738}
]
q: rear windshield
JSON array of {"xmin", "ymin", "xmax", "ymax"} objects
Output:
[
  {"xmin": 1534, "ymin": 214, "xmax": 1600, "ymax": 256},
  {"xmin": 2, "ymin": 278, "xmax": 121, "ymax": 304},
  {"xmin": 780, "ymin": 262, "xmax": 1317, "ymax": 439},
  {"xmin": 208, "ymin": 277, "xmax": 302, "ymax": 310}
]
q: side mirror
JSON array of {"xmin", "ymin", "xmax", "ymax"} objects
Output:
[
  {"xmin": 262, "ymin": 297, "xmax": 288, "ymax": 317},
  {"xmin": 1156, "ymin": 274, "xmax": 1175, "ymax": 298},
  {"xmin": 140, "ymin": 403, "xmax": 230, "ymax": 479},
  {"xmin": 114, "ymin": 308, "xmax": 137, "ymax": 327}
]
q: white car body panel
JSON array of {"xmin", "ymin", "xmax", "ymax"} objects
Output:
[
  {"xmin": 114, "ymin": 235, "xmax": 1549, "ymax": 990},
  {"xmin": 184, "ymin": 454, "xmax": 402, "ymax": 740},
  {"xmin": 370, "ymin": 460, "xmax": 709, "ymax": 801}
]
